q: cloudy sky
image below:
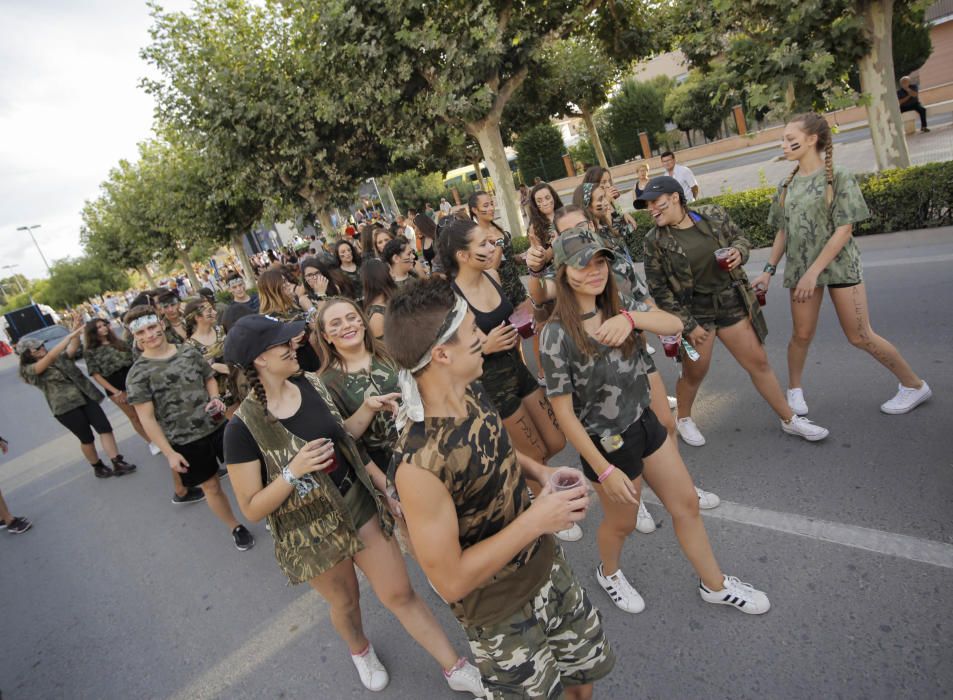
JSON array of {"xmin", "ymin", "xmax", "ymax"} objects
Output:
[{"xmin": 0, "ymin": 0, "xmax": 193, "ymax": 280}]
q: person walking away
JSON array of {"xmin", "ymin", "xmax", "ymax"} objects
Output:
[{"xmin": 660, "ymin": 151, "xmax": 699, "ymax": 203}]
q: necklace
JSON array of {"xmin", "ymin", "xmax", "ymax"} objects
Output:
[{"xmin": 581, "ymin": 309, "xmax": 599, "ymax": 320}]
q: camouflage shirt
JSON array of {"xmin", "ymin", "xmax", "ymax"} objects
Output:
[
  {"xmin": 597, "ymin": 223, "xmax": 649, "ymax": 301},
  {"xmin": 767, "ymin": 166, "xmax": 870, "ymax": 288},
  {"xmin": 186, "ymin": 326, "xmax": 228, "ymax": 398},
  {"xmin": 126, "ymin": 344, "xmax": 218, "ymax": 446},
  {"xmin": 84, "ymin": 343, "xmax": 134, "ymax": 379},
  {"xmin": 21, "ymin": 354, "xmax": 104, "ymax": 416},
  {"xmin": 540, "ymin": 301, "xmax": 654, "ymax": 438},
  {"xmin": 394, "ymin": 382, "xmax": 555, "ymax": 627},
  {"xmin": 321, "ymin": 357, "xmax": 400, "ymax": 461},
  {"xmin": 496, "ymin": 231, "xmax": 528, "ymax": 307}
]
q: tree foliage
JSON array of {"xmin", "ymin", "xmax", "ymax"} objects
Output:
[
  {"xmin": 515, "ymin": 123, "xmax": 569, "ymax": 183},
  {"xmin": 665, "ymin": 70, "xmax": 731, "ymax": 142},
  {"xmin": 386, "ymin": 170, "xmax": 450, "ymax": 212},
  {"xmin": 602, "ymin": 76, "xmax": 672, "ymax": 160},
  {"xmin": 40, "ymin": 257, "xmax": 130, "ymax": 309},
  {"xmin": 891, "ymin": 3, "xmax": 932, "ymax": 80}
]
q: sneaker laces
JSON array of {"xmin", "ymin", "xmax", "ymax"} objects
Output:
[
  {"xmin": 893, "ymin": 385, "xmax": 919, "ymax": 402},
  {"xmin": 723, "ymin": 575, "xmax": 756, "ymax": 598},
  {"xmin": 605, "ymin": 568, "xmax": 638, "ymax": 597}
]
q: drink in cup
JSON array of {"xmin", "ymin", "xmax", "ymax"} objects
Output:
[
  {"xmin": 754, "ymin": 285, "xmax": 767, "ymax": 306},
  {"xmin": 714, "ymin": 248, "xmax": 734, "ymax": 271},
  {"xmin": 550, "ymin": 467, "xmax": 583, "ymax": 492},
  {"xmin": 660, "ymin": 335, "xmax": 680, "ymax": 358},
  {"xmin": 206, "ymin": 403, "xmax": 225, "ymax": 422},
  {"xmin": 321, "ymin": 439, "xmax": 340, "ymax": 474},
  {"xmin": 508, "ymin": 310, "xmax": 535, "ymax": 339}
]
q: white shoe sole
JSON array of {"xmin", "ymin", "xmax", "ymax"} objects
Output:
[
  {"xmin": 700, "ymin": 592, "xmax": 771, "ymax": 615},
  {"xmin": 781, "ymin": 425, "xmax": 829, "ymax": 442},
  {"xmin": 880, "ymin": 387, "xmax": 932, "ymax": 414},
  {"xmin": 596, "ymin": 573, "xmax": 646, "ymax": 614},
  {"xmin": 677, "ymin": 430, "xmax": 706, "ymax": 447}
]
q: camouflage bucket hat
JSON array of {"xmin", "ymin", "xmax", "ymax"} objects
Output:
[
  {"xmin": 552, "ymin": 224, "xmax": 615, "ymax": 269},
  {"xmin": 16, "ymin": 337, "xmax": 45, "ymax": 354}
]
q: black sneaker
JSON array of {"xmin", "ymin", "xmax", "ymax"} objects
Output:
[
  {"xmin": 232, "ymin": 524, "xmax": 255, "ymax": 551},
  {"xmin": 7, "ymin": 516, "xmax": 32, "ymax": 534},
  {"xmin": 171, "ymin": 487, "xmax": 206, "ymax": 505},
  {"xmin": 111, "ymin": 455, "xmax": 138, "ymax": 476},
  {"xmin": 92, "ymin": 462, "xmax": 113, "ymax": 479}
]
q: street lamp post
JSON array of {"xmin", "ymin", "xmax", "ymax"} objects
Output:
[
  {"xmin": 0, "ymin": 265, "xmax": 25, "ymax": 293},
  {"xmin": 15, "ymin": 225, "xmax": 51, "ymax": 275}
]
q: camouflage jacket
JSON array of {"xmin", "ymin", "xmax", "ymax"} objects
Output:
[
  {"xmin": 236, "ymin": 372, "xmax": 392, "ymax": 583},
  {"xmin": 767, "ymin": 166, "xmax": 870, "ymax": 288},
  {"xmin": 497, "ymin": 231, "xmax": 528, "ymax": 307},
  {"xmin": 597, "ymin": 222, "xmax": 649, "ymax": 301},
  {"xmin": 126, "ymin": 344, "xmax": 219, "ymax": 446},
  {"xmin": 321, "ymin": 357, "xmax": 400, "ymax": 462},
  {"xmin": 643, "ymin": 205, "xmax": 767, "ymax": 342},
  {"xmin": 21, "ymin": 354, "xmax": 104, "ymax": 416},
  {"xmin": 393, "ymin": 383, "xmax": 555, "ymax": 626},
  {"xmin": 540, "ymin": 301, "xmax": 654, "ymax": 438},
  {"xmin": 84, "ymin": 343, "xmax": 134, "ymax": 379}
]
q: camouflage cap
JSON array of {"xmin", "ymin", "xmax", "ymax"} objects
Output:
[
  {"xmin": 16, "ymin": 337, "xmax": 44, "ymax": 354},
  {"xmin": 552, "ymin": 224, "xmax": 615, "ymax": 269}
]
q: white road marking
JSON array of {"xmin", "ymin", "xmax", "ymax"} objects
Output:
[{"xmin": 643, "ymin": 492, "xmax": 953, "ymax": 570}]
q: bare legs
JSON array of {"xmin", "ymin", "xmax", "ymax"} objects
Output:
[
  {"xmin": 717, "ymin": 321, "xmax": 794, "ymax": 420},
  {"xmin": 503, "ymin": 389, "xmax": 564, "ymax": 463},
  {"xmin": 198, "ymin": 475, "xmax": 240, "ymax": 530},
  {"xmin": 675, "ymin": 330, "xmax": 716, "ymax": 419},
  {"xmin": 79, "ymin": 432, "xmax": 119, "ymax": 465},
  {"xmin": 109, "ymin": 397, "xmax": 151, "ymax": 444}
]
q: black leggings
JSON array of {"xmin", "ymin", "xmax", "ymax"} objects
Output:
[{"xmin": 55, "ymin": 400, "xmax": 113, "ymax": 445}]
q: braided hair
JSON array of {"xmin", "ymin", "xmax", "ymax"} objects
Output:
[
  {"xmin": 780, "ymin": 112, "xmax": 835, "ymax": 210},
  {"xmin": 243, "ymin": 364, "xmax": 277, "ymax": 424}
]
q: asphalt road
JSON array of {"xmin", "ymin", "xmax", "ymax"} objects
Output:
[{"xmin": 1, "ymin": 228, "xmax": 951, "ymax": 699}]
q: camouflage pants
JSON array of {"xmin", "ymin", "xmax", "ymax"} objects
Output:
[{"xmin": 465, "ymin": 549, "xmax": 615, "ymax": 699}]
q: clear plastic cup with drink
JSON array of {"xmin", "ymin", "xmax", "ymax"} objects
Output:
[
  {"xmin": 660, "ymin": 334, "xmax": 681, "ymax": 358},
  {"xmin": 714, "ymin": 248, "xmax": 734, "ymax": 271},
  {"xmin": 550, "ymin": 467, "xmax": 583, "ymax": 493},
  {"xmin": 321, "ymin": 439, "xmax": 340, "ymax": 474},
  {"xmin": 754, "ymin": 285, "xmax": 767, "ymax": 306}
]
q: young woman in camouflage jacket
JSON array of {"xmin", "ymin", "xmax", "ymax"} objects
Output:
[{"xmin": 752, "ymin": 112, "xmax": 931, "ymax": 416}]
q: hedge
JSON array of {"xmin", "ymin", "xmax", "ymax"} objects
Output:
[{"xmin": 515, "ymin": 161, "xmax": 953, "ymax": 267}]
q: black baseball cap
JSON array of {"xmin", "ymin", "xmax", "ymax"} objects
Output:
[
  {"xmin": 223, "ymin": 314, "xmax": 306, "ymax": 367},
  {"xmin": 636, "ymin": 175, "xmax": 685, "ymax": 201}
]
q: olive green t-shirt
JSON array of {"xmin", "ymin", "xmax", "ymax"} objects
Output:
[
  {"xmin": 671, "ymin": 224, "xmax": 729, "ymax": 294},
  {"xmin": 767, "ymin": 166, "xmax": 870, "ymax": 288}
]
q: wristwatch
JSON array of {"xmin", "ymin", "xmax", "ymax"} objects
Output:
[{"xmin": 763, "ymin": 263, "xmax": 777, "ymax": 276}]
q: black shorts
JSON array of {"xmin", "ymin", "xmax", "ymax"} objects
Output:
[
  {"xmin": 827, "ymin": 281, "xmax": 861, "ymax": 289},
  {"xmin": 55, "ymin": 399, "xmax": 113, "ymax": 445},
  {"xmin": 171, "ymin": 426, "xmax": 225, "ymax": 488},
  {"xmin": 481, "ymin": 349, "xmax": 540, "ymax": 419},
  {"xmin": 105, "ymin": 367, "xmax": 130, "ymax": 392},
  {"xmin": 579, "ymin": 408, "xmax": 668, "ymax": 482}
]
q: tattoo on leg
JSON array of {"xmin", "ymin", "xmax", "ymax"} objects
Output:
[{"xmin": 850, "ymin": 287, "xmax": 896, "ymax": 370}]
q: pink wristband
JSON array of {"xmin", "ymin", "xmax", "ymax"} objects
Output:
[
  {"xmin": 597, "ymin": 465, "xmax": 616, "ymax": 483},
  {"xmin": 620, "ymin": 310, "xmax": 636, "ymax": 330}
]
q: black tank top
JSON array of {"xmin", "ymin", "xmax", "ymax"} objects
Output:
[
  {"xmin": 422, "ymin": 241, "xmax": 436, "ymax": 264},
  {"xmin": 452, "ymin": 273, "xmax": 514, "ymax": 345}
]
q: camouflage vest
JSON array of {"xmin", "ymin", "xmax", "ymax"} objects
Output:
[
  {"xmin": 645, "ymin": 205, "xmax": 768, "ymax": 343},
  {"xmin": 235, "ymin": 372, "xmax": 392, "ymax": 575}
]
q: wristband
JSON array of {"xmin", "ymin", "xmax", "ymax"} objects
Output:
[
  {"xmin": 763, "ymin": 263, "xmax": 777, "ymax": 276},
  {"xmin": 620, "ymin": 310, "xmax": 636, "ymax": 331},
  {"xmin": 597, "ymin": 465, "xmax": 616, "ymax": 483},
  {"xmin": 282, "ymin": 465, "xmax": 318, "ymax": 498}
]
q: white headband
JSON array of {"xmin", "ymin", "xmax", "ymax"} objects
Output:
[
  {"xmin": 395, "ymin": 294, "xmax": 470, "ymax": 430},
  {"xmin": 127, "ymin": 314, "xmax": 160, "ymax": 332}
]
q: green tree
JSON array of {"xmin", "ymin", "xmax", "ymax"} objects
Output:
[
  {"xmin": 664, "ymin": 70, "xmax": 731, "ymax": 143},
  {"xmin": 891, "ymin": 3, "xmax": 932, "ymax": 79},
  {"xmin": 515, "ymin": 123, "xmax": 568, "ymax": 184},
  {"xmin": 386, "ymin": 170, "xmax": 450, "ymax": 212},
  {"xmin": 602, "ymin": 76, "xmax": 672, "ymax": 160},
  {"xmin": 39, "ymin": 257, "xmax": 130, "ymax": 309},
  {"xmin": 299, "ymin": 0, "xmax": 657, "ymax": 237}
]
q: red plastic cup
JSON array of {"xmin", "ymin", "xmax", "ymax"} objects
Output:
[
  {"xmin": 715, "ymin": 248, "xmax": 734, "ymax": 271},
  {"xmin": 754, "ymin": 285, "xmax": 767, "ymax": 306},
  {"xmin": 321, "ymin": 440, "xmax": 340, "ymax": 474},
  {"xmin": 550, "ymin": 467, "xmax": 583, "ymax": 492},
  {"xmin": 206, "ymin": 404, "xmax": 225, "ymax": 422},
  {"xmin": 508, "ymin": 309, "xmax": 535, "ymax": 339},
  {"xmin": 661, "ymin": 335, "xmax": 680, "ymax": 358}
]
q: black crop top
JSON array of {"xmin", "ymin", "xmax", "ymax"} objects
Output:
[{"xmin": 452, "ymin": 273, "xmax": 514, "ymax": 353}]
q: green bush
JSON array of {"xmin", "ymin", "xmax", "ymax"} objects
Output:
[{"xmin": 516, "ymin": 123, "xmax": 568, "ymax": 184}]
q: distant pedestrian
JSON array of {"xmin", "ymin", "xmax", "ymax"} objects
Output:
[
  {"xmin": 897, "ymin": 76, "xmax": 929, "ymax": 132},
  {"xmin": 754, "ymin": 112, "xmax": 932, "ymax": 416},
  {"xmin": 660, "ymin": 151, "xmax": 699, "ymax": 203},
  {"xmin": 632, "ymin": 162, "xmax": 651, "ymax": 210}
]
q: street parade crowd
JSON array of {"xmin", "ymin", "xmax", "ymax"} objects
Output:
[{"xmin": 3, "ymin": 113, "xmax": 933, "ymax": 699}]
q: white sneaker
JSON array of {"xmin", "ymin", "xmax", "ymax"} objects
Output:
[
  {"xmin": 646, "ymin": 343, "xmax": 657, "ymax": 355},
  {"xmin": 596, "ymin": 564, "xmax": 645, "ymax": 613},
  {"xmin": 694, "ymin": 486, "xmax": 720, "ymax": 510},
  {"xmin": 676, "ymin": 417, "xmax": 706, "ymax": 446},
  {"xmin": 148, "ymin": 442, "xmax": 162, "ymax": 456},
  {"xmin": 781, "ymin": 415, "xmax": 829, "ymax": 442},
  {"xmin": 444, "ymin": 658, "xmax": 485, "ymax": 697},
  {"xmin": 787, "ymin": 388, "xmax": 809, "ymax": 416},
  {"xmin": 880, "ymin": 381, "xmax": 932, "ymax": 415},
  {"xmin": 667, "ymin": 395, "xmax": 678, "ymax": 410},
  {"xmin": 555, "ymin": 523, "xmax": 583, "ymax": 542},
  {"xmin": 351, "ymin": 644, "xmax": 389, "ymax": 692},
  {"xmin": 699, "ymin": 575, "xmax": 771, "ymax": 615},
  {"xmin": 636, "ymin": 500, "xmax": 656, "ymax": 533}
]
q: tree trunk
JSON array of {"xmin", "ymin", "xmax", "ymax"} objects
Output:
[
  {"xmin": 230, "ymin": 232, "xmax": 255, "ymax": 285},
  {"xmin": 139, "ymin": 265, "xmax": 157, "ymax": 288},
  {"xmin": 179, "ymin": 249, "xmax": 202, "ymax": 293},
  {"xmin": 470, "ymin": 155, "xmax": 488, "ymax": 194},
  {"xmin": 857, "ymin": 0, "xmax": 910, "ymax": 170},
  {"xmin": 581, "ymin": 105, "xmax": 609, "ymax": 169},
  {"xmin": 317, "ymin": 210, "xmax": 334, "ymax": 237},
  {"xmin": 470, "ymin": 118, "xmax": 524, "ymax": 236}
]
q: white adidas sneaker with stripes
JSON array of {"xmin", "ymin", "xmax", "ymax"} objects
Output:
[{"xmin": 699, "ymin": 575, "xmax": 771, "ymax": 614}]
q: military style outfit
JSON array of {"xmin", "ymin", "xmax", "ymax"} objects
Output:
[
  {"xmin": 85, "ymin": 343, "xmax": 135, "ymax": 392},
  {"xmin": 767, "ymin": 166, "xmax": 871, "ymax": 288},
  {"xmin": 644, "ymin": 204, "xmax": 768, "ymax": 345},
  {"xmin": 321, "ymin": 357, "xmax": 400, "ymax": 476},
  {"xmin": 394, "ymin": 384, "xmax": 614, "ymax": 699},
  {"xmin": 21, "ymin": 354, "xmax": 111, "ymax": 444},
  {"xmin": 186, "ymin": 326, "xmax": 230, "ymax": 402},
  {"xmin": 126, "ymin": 344, "xmax": 225, "ymax": 487}
]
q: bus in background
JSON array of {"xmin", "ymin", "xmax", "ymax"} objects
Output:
[{"xmin": 442, "ymin": 148, "xmax": 521, "ymax": 196}]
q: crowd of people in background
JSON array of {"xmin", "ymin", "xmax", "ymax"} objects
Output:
[{"xmin": 5, "ymin": 111, "xmax": 933, "ymax": 699}]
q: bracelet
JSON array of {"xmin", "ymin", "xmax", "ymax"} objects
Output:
[
  {"xmin": 528, "ymin": 267, "xmax": 545, "ymax": 278},
  {"xmin": 620, "ymin": 310, "xmax": 636, "ymax": 331},
  {"xmin": 763, "ymin": 263, "xmax": 777, "ymax": 276},
  {"xmin": 282, "ymin": 465, "xmax": 318, "ymax": 498},
  {"xmin": 597, "ymin": 465, "xmax": 616, "ymax": 483}
]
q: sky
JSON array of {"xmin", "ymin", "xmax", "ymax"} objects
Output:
[{"xmin": 0, "ymin": 0, "xmax": 194, "ymax": 281}]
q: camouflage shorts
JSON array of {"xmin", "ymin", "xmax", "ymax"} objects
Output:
[
  {"xmin": 465, "ymin": 549, "xmax": 615, "ymax": 699},
  {"xmin": 690, "ymin": 286, "xmax": 749, "ymax": 331},
  {"xmin": 480, "ymin": 349, "xmax": 540, "ymax": 420}
]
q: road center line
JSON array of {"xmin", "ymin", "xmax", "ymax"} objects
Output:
[{"xmin": 643, "ymin": 493, "xmax": 953, "ymax": 570}]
